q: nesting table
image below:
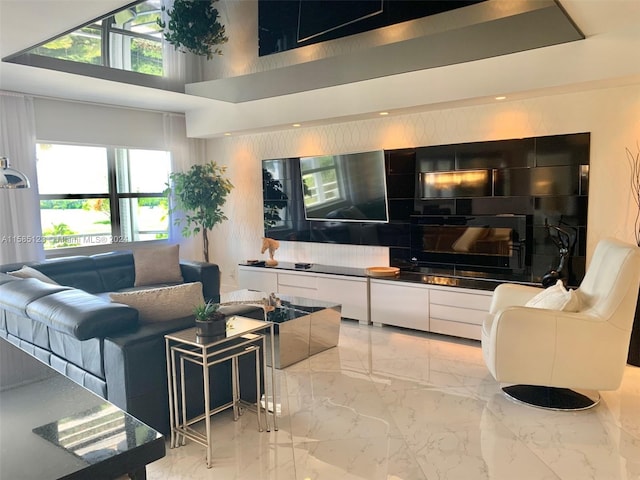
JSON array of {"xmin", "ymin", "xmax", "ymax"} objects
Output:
[{"xmin": 164, "ymin": 316, "xmax": 277, "ymax": 468}]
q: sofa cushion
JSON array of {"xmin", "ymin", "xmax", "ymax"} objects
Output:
[
  {"xmin": 525, "ymin": 280, "xmax": 581, "ymax": 312},
  {"xmin": 110, "ymin": 282, "xmax": 204, "ymax": 323},
  {"xmin": 133, "ymin": 244, "xmax": 183, "ymax": 287},
  {"xmin": 92, "ymin": 251, "xmax": 135, "ymax": 292},
  {"xmin": 8, "ymin": 265, "xmax": 59, "ymax": 285},
  {"xmin": 0, "ymin": 278, "xmax": 71, "ymax": 316},
  {"xmin": 26, "ymin": 289, "xmax": 139, "ymax": 340},
  {"xmin": 32, "ymin": 256, "xmax": 105, "ymax": 293}
]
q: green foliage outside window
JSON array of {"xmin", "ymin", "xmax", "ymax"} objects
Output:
[
  {"xmin": 43, "ymin": 223, "xmax": 77, "ymax": 249},
  {"xmin": 34, "ymin": 27, "xmax": 103, "ymax": 65},
  {"xmin": 33, "ymin": 26, "xmax": 162, "ymax": 76}
]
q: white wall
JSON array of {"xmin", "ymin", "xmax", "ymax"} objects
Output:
[{"xmin": 207, "ymin": 83, "xmax": 640, "ymax": 290}]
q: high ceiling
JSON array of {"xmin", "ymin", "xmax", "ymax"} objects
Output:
[{"xmin": 0, "ymin": 0, "xmax": 639, "ymax": 136}]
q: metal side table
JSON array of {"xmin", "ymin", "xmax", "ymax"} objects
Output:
[{"xmin": 164, "ymin": 316, "xmax": 278, "ymax": 468}]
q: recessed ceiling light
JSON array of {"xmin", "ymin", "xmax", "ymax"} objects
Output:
[
  {"xmin": 379, "ymin": 111, "xmax": 389, "ymax": 116},
  {"xmin": 495, "ymin": 96, "xmax": 507, "ymax": 100},
  {"xmin": 223, "ymin": 132, "xmax": 231, "ymax": 136},
  {"xmin": 292, "ymin": 123, "xmax": 301, "ymax": 127}
]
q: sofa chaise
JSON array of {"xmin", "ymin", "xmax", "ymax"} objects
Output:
[{"xmin": 0, "ymin": 246, "xmax": 261, "ymax": 434}]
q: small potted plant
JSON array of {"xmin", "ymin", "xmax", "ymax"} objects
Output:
[{"xmin": 193, "ymin": 300, "xmax": 226, "ymax": 338}]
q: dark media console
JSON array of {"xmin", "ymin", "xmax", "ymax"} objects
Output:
[{"xmin": 262, "ymin": 133, "xmax": 590, "ymax": 286}]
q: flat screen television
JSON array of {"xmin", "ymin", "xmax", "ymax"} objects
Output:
[{"xmin": 299, "ymin": 150, "xmax": 389, "ymax": 223}]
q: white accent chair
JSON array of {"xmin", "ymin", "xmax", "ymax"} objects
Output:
[{"xmin": 482, "ymin": 238, "xmax": 640, "ymax": 409}]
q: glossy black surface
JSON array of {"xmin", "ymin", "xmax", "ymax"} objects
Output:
[
  {"xmin": 0, "ymin": 340, "xmax": 165, "ymax": 480},
  {"xmin": 299, "ymin": 150, "xmax": 389, "ymax": 223},
  {"xmin": 262, "ymin": 133, "xmax": 590, "ymax": 286},
  {"xmin": 239, "ymin": 262, "xmax": 531, "ymax": 291},
  {"xmin": 410, "ymin": 214, "xmax": 528, "ymax": 273},
  {"xmin": 502, "ymin": 385, "xmax": 598, "ymax": 410},
  {"xmin": 419, "ymin": 169, "xmax": 493, "ymax": 198},
  {"xmin": 33, "ymin": 404, "xmax": 161, "ymax": 466},
  {"xmin": 258, "ymin": 0, "xmax": 485, "ymax": 56}
]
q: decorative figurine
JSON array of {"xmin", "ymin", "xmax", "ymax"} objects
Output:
[
  {"xmin": 542, "ymin": 218, "xmax": 576, "ymax": 288},
  {"xmin": 261, "ymin": 237, "xmax": 280, "ymax": 266}
]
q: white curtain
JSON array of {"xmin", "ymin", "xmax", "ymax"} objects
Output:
[
  {"xmin": 163, "ymin": 113, "xmax": 205, "ymax": 250},
  {"xmin": 161, "ymin": 0, "xmax": 202, "ymax": 90},
  {"xmin": 0, "ymin": 92, "xmax": 44, "ymax": 265}
]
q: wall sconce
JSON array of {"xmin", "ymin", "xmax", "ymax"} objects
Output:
[{"xmin": 0, "ymin": 156, "xmax": 30, "ymax": 189}]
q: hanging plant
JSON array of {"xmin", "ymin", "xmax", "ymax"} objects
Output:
[{"xmin": 157, "ymin": 0, "xmax": 228, "ymax": 60}]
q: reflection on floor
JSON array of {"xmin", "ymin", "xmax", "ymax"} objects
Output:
[{"xmin": 147, "ymin": 321, "xmax": 640, "ymax": 480}]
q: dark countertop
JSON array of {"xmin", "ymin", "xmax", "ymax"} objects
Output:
[
  {"xmin": 239, "ymin": 262, "xmax": 539, "ymax": 292},
  {"xmin": 0, "ymin": 339, "xmax": 165, "ymax": 480}
]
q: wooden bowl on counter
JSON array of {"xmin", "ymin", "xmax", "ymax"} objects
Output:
[{"xmin": 365, "ymin": 266, "xmax": 400, "ymax": 277}]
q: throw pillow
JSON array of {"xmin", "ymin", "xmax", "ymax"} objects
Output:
[
  {"xmin": 133, "ymin": 244, "xmax": 183, "ymax": 287},
  {"xmin": 525, "ymin": 279, "xmax": 581, "ymax": 312},
  {"xmin": 8, "ymin": 265, "xmax": 59, "ymax": 285},
  {"xmin": 110, "ymin": 282, "xmax": 204, "ymax": 323}
]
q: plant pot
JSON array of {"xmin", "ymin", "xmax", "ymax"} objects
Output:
[{"xmin": 195, "ymin": 313, "xmax": 227, "ymax": 338}]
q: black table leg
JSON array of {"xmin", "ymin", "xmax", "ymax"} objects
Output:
[{"xmin": 128, "ymin": 467, "xmax": 147, "ymax": 480}]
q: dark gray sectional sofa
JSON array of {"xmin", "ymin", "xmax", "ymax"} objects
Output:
[{"xmin": 0, "ymin": 250, "xmax": 259, "ymax": 434}]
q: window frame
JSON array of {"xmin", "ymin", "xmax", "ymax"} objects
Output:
[
  {"xmin": 2, "ymin": 1, "xmax": 174, "ymax": 91},
  {"xmin": 37, "ymin": 143, "xmax": 170, "ymax": 250}
]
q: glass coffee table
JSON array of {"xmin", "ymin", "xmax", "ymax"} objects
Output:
[{"xmin": 220, "ymin": 290, "xmax": 342, "ymax": 368}]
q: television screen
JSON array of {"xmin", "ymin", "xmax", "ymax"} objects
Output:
[{"xmin": 299, "ymin": 150, "xmax": 389, "ymax": 223}]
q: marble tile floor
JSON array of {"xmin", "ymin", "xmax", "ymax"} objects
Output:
[{"xmin": 147, "ymin": 321, "xmax": 640, "ymax": 480}]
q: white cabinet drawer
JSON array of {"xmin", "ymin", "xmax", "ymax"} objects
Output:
[
  {"xmin": 430, "ymin": 288, "xmax": 492, "ymax": 311},
  {"xmin": 370, "ymin": 280, "xmax": 429, "ymax": 331},
  {"xmin": 430, "ymin": 304, "xmax": 488, "ymax": 326},
  {"xmin": 429, "ymin": 318, "xmax": 482, "ymax": 341},
  {"xmin": 316, "ymin": 276, "xmax": 368, "ymax": 323},
  {"xmin": 278, "ymin": 272, "xmax": 318, "ymax": 289},
  {"xmin": 277, "ymin": 284, "xmax": 318, "ymax": 298},
  {"xmin": 238, "ymin": 267, "xmax": 278, "ymax": 293}
]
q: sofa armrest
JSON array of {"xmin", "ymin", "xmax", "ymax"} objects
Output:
[
  {"xmin": 180, "ymin": 261, "xmax": 220, "ymax": 302},
  {"xmin": 489, "ymin": 283, "xmax": 543, "ymax": 314}
]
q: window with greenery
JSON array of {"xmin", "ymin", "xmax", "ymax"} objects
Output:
[
  {"xmin": 37, "ymin": 143, "xmax": 170, "ymax": 249},
  {"xmin": 21, "ymin": 0, "xmax": 163, "ymax": 77}
]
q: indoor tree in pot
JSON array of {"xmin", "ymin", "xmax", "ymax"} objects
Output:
[
  {"xmin": 157, "ymin": 0, "xmax": 228, "ymax": 60},
  {"xmin": 193, "ymin": 300, "xmax": 226, "ymax": 338},
  {"xmin": 165, "ymin": 161, "xmax": 233, "ymax": 263}
]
